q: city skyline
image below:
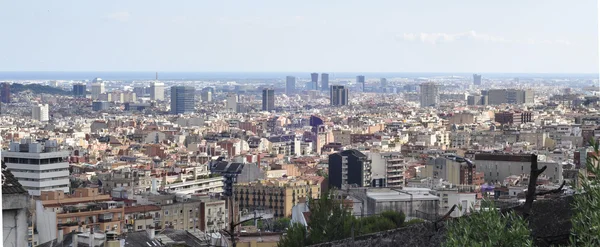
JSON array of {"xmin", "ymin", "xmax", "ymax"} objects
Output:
[{"xmin": 1, "ymin": 0, "xmax": 598, "ymax": 73}]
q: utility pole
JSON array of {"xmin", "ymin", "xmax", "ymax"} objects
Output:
[{"xmin": 224, "ymin": 195, "xmax": 262, "ymax": 247}]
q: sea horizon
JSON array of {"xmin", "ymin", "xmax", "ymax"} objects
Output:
[{"xmin": 0, "ymin": 71, "xmax": 597, "ymax": 81}]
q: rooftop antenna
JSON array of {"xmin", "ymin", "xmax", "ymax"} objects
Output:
[{"xmin": 156, "ymin": 72, "xmax": 158, "ymax": 80}]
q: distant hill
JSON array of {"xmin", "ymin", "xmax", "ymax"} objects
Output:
[{"xmin": 10, "ymin": 83, "xmax": 72, "ymax": 96}]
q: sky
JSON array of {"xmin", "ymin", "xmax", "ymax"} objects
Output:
[{"xmin": 0, "ymin": 0, "xmax": 598, "ymax": 73}]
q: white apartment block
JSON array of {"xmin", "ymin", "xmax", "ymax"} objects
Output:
[
  {"xmin": 2, "ymin": 139, "xmax": 70, "ymax": 196},
  {"xmin": 32, "ymin": 104, "xmax": 49, "ymax": 122}
]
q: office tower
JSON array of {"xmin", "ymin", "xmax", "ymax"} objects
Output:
[
  {"xmin": 92, "ymin": 101, "xmax": 110, "ymax": 111},
  {"xmin": 91, "ymin": 78, "xmax": 105, "ymax": 100},
  {"xmin": 150, "ymin": 82, "xmax": 165, "ymax": 101},
  {"xmin": 285, "ymin": 76, "xmax": 296, "ymax": 95},
  {"xmin": 473, "ymin": 74, "xmax": 482, "ymax": 85},
  {"xmin": 419, "ymin": 82, "xmax": 440, "ymax": 107},
  {"xmin": 1, "ymin": 82, "xmax": 10, "ymax": 103},
  {"xmin": 467, "ymin": 95, "xmax": 488, "ymax": 106},
  {"xmin": 262, "ymin": 88, "xmax": 275, "ymax": 111},
  {"xmin": 330, "ymin": 85, "xmax": 349, "ymax": 106},
  {"xmin": 310, "ymin": 73, "xmax": 319, "ymax": 90},
  {"xmin": 328, "ymin": 149, "xmax": 372, "ymax": 189},
  {"xmin": 226, "ymin": 93, "xmax": 238, "ymax": 112},
  {"xmin": 133, "ymin": 86, "xmax": 147, "ymax": 97},
  {"xmin": 72, "ymin": 83, "xmax": 86, "ymax": 98},
  {"xmin": 380, "ymin": 78, "xmax": 388, "ymax": 92},
  {"xmin": 3, "ymin": 139, "xmax": 70, "ymax": 196},
  {"xmin": 201, "ymin": 90, "xmax": 212, "ymax": 103},
  {"xmin": 357, "ymin": 75, "xmax": 365, "ymax": 92},
  {"xmin": 32, "ymin": 104, "xmax": 49, "ymax": 122},
  {"xmin": 170, "ymin": 86, "xmax": 195, "ymax": 114},
  {"xmin": 321, "ymin": 73, "xmax": 329, "ymax": 91}
]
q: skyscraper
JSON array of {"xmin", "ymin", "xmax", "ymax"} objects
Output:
[
  {"xmin": 473, "ymin": 74, "xmax": 482, "ymax": 85},
  {"xmin": 419, "ymin": 82, "xmax": 440, "ymax": 107},
  {"xmin": 170, "ymin": 86, "xmax": 195, "ymax": 114},
  {"xmin": 201, "ymin": 88, "xmax": 212, "ymax": 102},
  {"xmin": 73, "ymin": 83, "xmax": 86, "ymax": 98},
  {"xmin": 150, "ymin": 82, "xmax": 165, "ymax": 101},
  {"xmin": 1, "ymin": 82, "xmax": 10, "ymax": 103},
  {"xmin": 262, "ymin": 88, "xmax": 275, "ymax": 111},
  {"xmin": 285, "ymin": 76, "xmax": 296, "ymax": 95},
  {"xmin": 321, "ymin": 73, "xmax": 329, "ymax": 91},
  {"xmin": 380, "ymin": 78, "xmax": 388, "ymax": 92},
  {"xmin": 310, "ymin": 73, "xmax": 319, "ymax": 90},
  {"xmin": 32, "ymin": 104, "xmax": 49, "ymax": 122},
  {"xmin": 226, "ymin": 93, "xmax": 238, "ymax": 112},
  {"xmin": 357, "ymin": 75, "xmax": 366, "ymax": 92},
  {"xmin": 91, "ymin": 78, "xmax": 105, "ymax": 100},
  {"xmin": 330, "ymin": 85, "xmax": 349, "ymax": 106}
]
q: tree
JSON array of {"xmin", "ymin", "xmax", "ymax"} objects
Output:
[
  {"xmin": 277, "ymin": 223, "xmax": 306, "ymax": 247},
  {"xmin": 570, "ymin": 139, "xmax": 600, "ymax": 246},
  {"xmin": 380, "ymin": 211, "xmax": 405, "ymax": 228},
  {"xmin": 305, "ymin": 189, "xmax": 354, "ymax": 244},
  {"xmin": 273, "ymin": 217, "xmax": 291, "ymax": 232},
  {"xmin": 444, "ymin": 202, "xmax": 532, "ymax": 247}
]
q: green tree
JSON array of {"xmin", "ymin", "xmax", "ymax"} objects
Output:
[
  {"xmin": 273, "ymin": 217, "xmax": 291, "ymax": 232},
  {"xmin": 305, "ymin": 189, "xmax": 354, "ymax": 244},
  {"xmin": 570, "ymin": 139, "xmax": 600, "ymax": 246},
  {"xmin": 277, "ymin": 223, "xmax": 307, "ymax": 247},
  {"xmin": 380, "ymin": 211, "xmax": 406, "ymax": 228},
  {"xmin": 444, "ymin": 203, "xmax": 533, "ymax": 247},
  {"xmin": 357, "ymin": 215, "xmax": 397, "ymax": 235}
]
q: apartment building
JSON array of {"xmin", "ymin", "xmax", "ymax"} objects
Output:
[
  {"xmin": 233, "ymin": 179, "xmax": 321, "ymax": 218},
  {"xmin": 474, "ymin": 153, "xmax": 563, "ymax": 183},
  {"xmin": 3, "ymin": 139, "xmax": 70, "ymax": 196},
  {"xmin": 369, "ymin": 152, "xmax": 406, "ymax": 187},
  {"xmin": 35, "ymin": 188, "xmax": 125, "ymax": 244},
  {"xmin": 328, "ymin": 149, "xmax": 372, "ymax": 189}
]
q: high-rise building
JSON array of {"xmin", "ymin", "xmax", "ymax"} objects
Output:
[
  {"xmin": 328, "ymin": 149, "xmax": 372, "ymax": 189},
  {"xmin": 91, "ymin": 78, "xmax": 105, "ymax": 100},
  {"xmin": 330, "ymin": 85, "xmax": 349, "ymax": 106},
  {"xmin": 150, "ymin": 82, "xmax": 165, "ymax": 101},
  {"xmin": 32, "ymin": 104, "xmax": 49, "ymax": 122},
  {"xmin": 170, "ymin": 86, "xmax": 195, "ymax": 114},
  {"xmin": 285, "ymin": 76, "xmax": 296, "ymax": 95},
  {"xmin": 3, "ymin": 139, "xmax": 70, "ymax": 196},
  {"xmin": 467, "ymin": 95, "xmax": 488, "ymax": 106},
  {"xmin": 262, "ymin": 88, "xmax": 275, "ymax": 111},
  {"xmin": 201, "ymin": 90, "xmax": 212, "ymax": 103},
  {"xmin": 473, "ymin": 74, "xmax": 482, "ymax": 85},
  {"xmin": 321, "ymin": 73, "xmax": 329, "ymax": 91},
  {"xmin": 226, "ymin": 93, "xmax": 238, "ymax": 112},
  {"xmin": 380, "ymin": 78, "xmax": 388, "ymax": 87},
  {"xmin": 419, "ymin": 82, "xmax": 440, "ymax": 107},
  {"xmin": 310, "ymin": 73, "xmax": 319, "ymax": 90},
  {"xmin": 357, "ymin": 75, "xmax": 366, "ymax": 92},
  {"xmin": 133, "ymin": 86, "xmax": 147, "ymax": 97},
  {"xmin": 1, "ymin": 82, "xmax": 10, "ymax": 103},
  {"xmin": 72, "ymin": 83, "xmax": 86, "ymax": 98}
]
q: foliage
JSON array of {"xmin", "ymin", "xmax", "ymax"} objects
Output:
[
  {"xmin": 278, "ymin": 190, "xmax": 406, "ymax": 247},
  {"xmin": 273, "ymin": 217, "xmax": 291, "ymax": 232},
  {"xmin": 277, "ymin": 223, "xmax": 306, "ymax": 247},
  {"xmin": 445, "ymin": 204, "xmax": 532, "ymax": 247},
  {"xmin": 404, "ymin": 218, "xmax": 425, "ymax": 226},
  {"xmin": 380, "ymin": 211, "xmax": 405, "ymax": 228},
  {"xmin": 10, "ymin": 83, "xmax": 72, "ymax": 96},
  {"xmin": 570, "ymin": 139, "xmax": 600, "ymax": 246}
]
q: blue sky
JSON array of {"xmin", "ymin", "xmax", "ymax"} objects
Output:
[{"xmin": 0, "ymin": 0, "xmax": 598, "ymax": 73}]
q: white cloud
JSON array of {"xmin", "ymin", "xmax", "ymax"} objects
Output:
[
  {"xmin": 106, "ymin": 11, "xmax": 131, "ymax": 22},
  {"xmin": 399, "ymin": 30, "xmax": 571, "ymax": 46}
]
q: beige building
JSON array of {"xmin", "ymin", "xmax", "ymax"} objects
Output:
[{"xmin": 234, "ymin": 179, "xmax": 321, "ymax": 218}]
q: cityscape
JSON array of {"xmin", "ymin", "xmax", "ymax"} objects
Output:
[{"xmin": 1, "ymin": 1, "xmax": 600, "ymax": 247}]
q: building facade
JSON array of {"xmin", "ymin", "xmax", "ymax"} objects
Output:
[
  {"xmin": 3, "ymin": 139, "xmax": 70, "ymax": 196},
  {"xmin": 330, "ymin": 85, "xmax": 349, "ymax": 106},
  {"xmin": 420, "ymin": 82, "xmax": 440, "ymax": 107},
  {"xmin": 170, "ymin": 86, "xmax": 195, "ymax": 114},
  {"xmin": 262, "ymin": 88, "xmax": 275, "ymax": 111},
  {"xmin": 285, "ymin": 76, "xmax": 296, "ymax": 95},
  {"xmin": 150, "ymin": 82, "xmax": 165, "ymax": 101},
  {"xmin": 32, "ymin": 104, "xmax": 49, "ymax": 122},
  {"xmin": 329, "ymin": 149, "xmax": 372, "ymax": 189}
]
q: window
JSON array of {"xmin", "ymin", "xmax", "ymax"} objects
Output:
[
  {"xmin": 138, "ymin": 225, "xmax": 143, "ymax": 230},
  {"xmin": 164, "ymin": 210, "xmax": 169, "ymax": 215}
]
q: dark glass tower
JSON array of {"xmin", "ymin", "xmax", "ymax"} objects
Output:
[
  {"xmin": 170, "ymin": 86, "xmax": 195, "ymax": 114},
  {"xmin": 262, "ymin": 88, "xmax": 275, "ymax": 111}
]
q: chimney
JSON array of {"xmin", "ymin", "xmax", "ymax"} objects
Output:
[{"xmin": 146, "ymin": 227, "xmax": 155, "ymax": 240}]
